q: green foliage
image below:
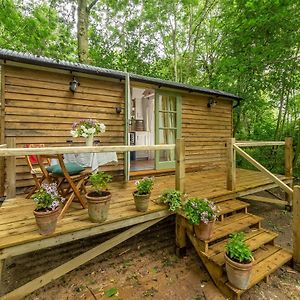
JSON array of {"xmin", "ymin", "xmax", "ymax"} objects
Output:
[
  {"xmin": 104, "ymin": 287, "xmax": 118, "ymax": 297},
  {"xmin": 134, "ymin": 177, "xmax": 154, "ymax": 195},
  {"xmin": 159, "ymin": 189, "xmax": 183, "ymax": 212},
  {"xmin": 225, "ymin": 232, "xmax": 253, "ymax": 264},
  {"xmin": 89, "ymin": 171, "xmax": 112, "ymax": 192},
  {"xmin": 183, "ymin": 197, "xmax": 218, "ymax": 225},
  {"xmin": 31, "ymin": 183, "xmax": 64, "ymax": 212}
]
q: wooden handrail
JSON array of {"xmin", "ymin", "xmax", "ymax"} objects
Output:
[
  {"xmin": 0, "ymin": 144, "xmax": 176, "ymax": 157},
  {"xmin": 233, "ymin": 144, "xmax": 293, "ymax": 196},
  {"xmin": 235, "ymin": 141, "xmax": 285, "ymax": 147}
]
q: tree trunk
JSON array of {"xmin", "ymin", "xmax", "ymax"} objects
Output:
[{"xmin": 77, "ymin": 0, "xmax": 90, "ymax": 63}]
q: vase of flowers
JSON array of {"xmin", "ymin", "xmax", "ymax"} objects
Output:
[
  {"xmin": 70, "ymin": 119, "xmax": 106, "ymax": 146},
  {"xmin": 86, "ymin": 171, "xmax": 112, "ymax": 223},
  {"xmin": 225, "ymin": 232, "xmax": 253, "ymax": 290},
  {"xmin": 183, "ymin": 197, "xmax": 219, "ymax": 241},
  {"xmin": 133, "ymin": 177, "xmax": 154, "ymax": 212},
  {"xmin": 159, "ymin": 189, "xmax": 183, "ymax": 212},
  {"xmin": 31, "ymin": 183, "xmax": 64, "ymax": 235}
]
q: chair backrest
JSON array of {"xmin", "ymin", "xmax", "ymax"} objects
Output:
[{"xmin": 25, "ymin": 144, "xmax": 50, "ymax": 171}]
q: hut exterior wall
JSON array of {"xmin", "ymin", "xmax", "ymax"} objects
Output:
[
  {"xmin": 182, "ymin": 93, "xmax": 232, "ymax": 172},
  {"xmin": 3, "ymin": 65, "xmax": 125, "ymax": 188}
]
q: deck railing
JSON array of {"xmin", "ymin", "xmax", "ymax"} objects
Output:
[
  {"xmin": 226, "ymin": 137, "xmax": 293, "ymax": 196},
  {"xmin": 0, "ymin": 137, "xmax": 185, "ymax": 199},
  {"xmin": 226, "ymin": 137, "xmax": 300, "ymax": 271}
]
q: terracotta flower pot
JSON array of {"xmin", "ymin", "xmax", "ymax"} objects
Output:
[
  {"xmin": 133, "ymin": 192, "xmax": 150, "ymax": 212},
  {"xmin": 194, "ymin": 220, "xmax": 215, "ymax": 240},
  {"xmin": 225, "ymin": 253, "xmax": 253, "ymax": 290},
  {"xmin": 86, "ymin": 191, "xmax": 111, "ymax": 223},
  {"xmin": 33, "ymin": 206, "xmax": 60, "ymax": 235}
]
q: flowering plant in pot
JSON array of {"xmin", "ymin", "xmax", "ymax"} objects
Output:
[
  {"xmin": 86, "ymin": 171, "xmax": 112, "ymax": 222},
  {"xmin": 133, "ymin": 177, "xmax": 154, "ymax": 212},
  {"xmin": 159, "ymin": 189, "xmax": 183, "ymax": 212},
  {"xmin": 183, "ymin": 197, "xmax": 219, "ymax": 240},
  {"xmin": 225, "ymin": 232, "xmax": 253, "ymax": 290},
  {"xmin": 70, "ymin": 119, "xmax": 106, "ymax": 146},
  {"xmin": 31, "ymin": 183, "xmax": 64, "ymax": 235}
]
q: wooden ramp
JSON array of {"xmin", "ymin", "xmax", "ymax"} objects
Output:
[{"xmin": 177, "ymin": 198, "xmax": 292, "ymax": 300}]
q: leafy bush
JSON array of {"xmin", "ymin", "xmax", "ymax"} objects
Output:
[
  {"xmin": 32, "ymin": 183, "xmax": 64, "ymax": 212},
  {"xmin": 183, "ymin": 197, "xmax": 218, "ymax": 225},
  {"xmin": 159, "ymin": 189, "xmax": 183, "ymax": 212},
  {"xmin": 134, "ymin": 177, "xmax": 154, "ymax": 195},
  {"xmin": 89, "ymin": 171, "xmax": 112, "ymax": 192},
  {"xmin": 225, "ymin": 232, "xmax": 253, "ymax": 263}
]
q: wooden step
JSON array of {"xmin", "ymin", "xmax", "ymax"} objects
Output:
[
  {"xmin": 227, "ymin": 246, "xmax": 292, "ymax": 298},
  {"xmin": 239, "ymin": 195, "xmax": 288, "ymax": 206},
  {"xmin": 207, "ymin": 228, "xmax": 278, "ymax": 266},
  {"xmin": 196, "ymin": 213, "xmax": 263, "ymax": 252},
  {"xmin": 217, "ymin": 199, "xmax": 249, "ymax": 220}
]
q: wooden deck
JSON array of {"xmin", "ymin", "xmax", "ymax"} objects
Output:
[{"xmin": 0, "ymin": 168, "xmax": 292, "ymax": 261}]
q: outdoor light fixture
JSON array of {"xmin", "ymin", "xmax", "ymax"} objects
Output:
[
  {"xmin": 69, "ymin": 77, "xmax": 80, "ymax": 93},
  {"xmin": 207, "ymin": 97, "xmax": 217, "ymax": 108},
  {"xmin": 116, "ymin": 107, "xmax": 122, "ymax": 114}
]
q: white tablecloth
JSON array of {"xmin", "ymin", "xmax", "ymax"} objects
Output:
[{"xmin": 63, "ymin": 152, "xmax": 118, "ymax": 171}]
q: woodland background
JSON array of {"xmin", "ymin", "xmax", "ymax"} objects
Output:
[{"xmin": 0, "ymin": 0, "xmax": 299, "ymax": 174}]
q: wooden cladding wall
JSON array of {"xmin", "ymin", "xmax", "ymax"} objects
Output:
[
  {"xmin": 182, "ymin": 94, "xmax": 232, "ymax": 172},
  {"xmin": 3, "ymin": 65, "xmax": 125, "ymax": 188}
]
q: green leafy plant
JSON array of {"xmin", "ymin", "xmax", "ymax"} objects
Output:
[
  {"xmin": 183, "ymin": 197, "xmax": 218, "ymax": 225},
  {"xmin": 225, "ymin": 232, "xmax": 253, "ymax": 264},
  {"xmin": 134, "ymin": 177, "xmax": 154, "ymax": 195},
  {"xmin": 89, "ymin": 171, "xmax": 112, "ymax": 192},
  {"xmin": 32, "ymin": 183, "xmax": 64, "ymax": 212},
  {"xmin": 159, "ymin": 189, "xmax": 183, "ymax": 212}
]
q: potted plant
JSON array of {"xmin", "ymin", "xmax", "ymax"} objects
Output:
[
  {"xmin": 183, "ymin": 197, "xmax": 219, "ymax": 240},
  {"xmin": 159, "ymin": 189, "xmax": 183, "ymax": 212},
  {"xmin": 85, "ymin": 171, "xmax": 112, "ymax": 222},
  {"xmin": 225, "ymin": 232, "xmax": 253, "ymax": 290},
  {"xmin": 70, "ymin": 118, "xmax": 106, "ymax": 146},
  {"xmin": 31, "ymin": 183, "xmax": 64, "ymax": 235},
  {"xmin": 133, "ymin": 177, "xmax": 154, "ymax": 212}
]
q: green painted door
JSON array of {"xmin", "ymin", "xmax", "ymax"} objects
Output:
[{"xmin": 155, "ymin": 91, "xmax": 182, "ymax": 169}]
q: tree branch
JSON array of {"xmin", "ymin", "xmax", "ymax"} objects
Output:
[{"xmin": 87, "ymin": 0, "xmax": 98, "ymax": 13}]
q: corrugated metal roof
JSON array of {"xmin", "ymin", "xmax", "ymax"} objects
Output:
[{"xmin": 0, "ymin": 48, "xmax": 241, "ymax": 100}]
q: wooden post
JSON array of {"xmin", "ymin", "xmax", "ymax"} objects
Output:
[
  {"xmin": 175, "ymin": 214, "xmax": 187, "ymax": 257},
  {"xmin": 226, "ymin": 138, "xmax": 236, "ymax": 191},
  {"xmin": 293, "ymin": 186, "xmax": 300, "ymax": 271},
  {"xmin": 0, "ymin": 259, "xmax": 5, "ymax": 283},
  {"xmin": 175, "ymin": 138, "xmax": 185, "ymax": 193},
  {"xmin": 285, "ymin": 137, "xmax": 293, "ymax": 177},
  {"xmin": 6, "ymin": 137, "xmax": 16, "ymax": 199},
  {"xmin": 285, "ymin": 137, "xmax": 293, "ymax": 207}
]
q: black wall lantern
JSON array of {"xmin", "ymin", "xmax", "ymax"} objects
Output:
[
  {"xmin": 116, "ymin": 107, "xmax": 122, "ymax": 114},
  {"xmin": 69, "ymin": 77, "xmax": 80, "ymax": 93},
  {"xmin": 207, "ymin": 97, "xmax": 217, "ymax": 108}
]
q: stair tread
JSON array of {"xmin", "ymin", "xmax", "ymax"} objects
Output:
[
  {"xmin": 206, "ymin": 213, "xmax": 263, "ymax": 243},
  {"xmin": 217, "ymin": 199, "xmax": 249, "ymax": 216},
  {"xmin": 207, "ymin": 228, "xmax": 278, "ymax": 266},
  {"xmin": 226, "ymin": 247, "xmax": 292, "ymax": 295}
]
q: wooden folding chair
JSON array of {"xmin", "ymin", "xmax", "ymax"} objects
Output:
[
  {"xmin": 25, "ymin": 144, "xmax": 51, "ymax": 198},
  {"xmin": 37, "ymin": 154, "xmax": 91, "ymax": 220}
]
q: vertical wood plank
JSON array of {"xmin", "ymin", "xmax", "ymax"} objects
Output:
[
  {"xmin": 175, "ymin": 138, "xmax": 185, "ymax": 193},
  {"xmin": 175, "ymin": 214, "xmax": 187, "ymax": 257},
  {"xmin": 0, "ymin": 66, "xmax": 5, "ymax": 197},
  {"xmin": 226, "ymin": 138, "xmax": 236, "ymax": 191},
  {"xmin": 6, "ymin": 137, "xmax": 16, "ymax": 199},
  {"xmin": 285, "ymin": 137, "xmax": 293, "ymax": 207},
  {"xmin": 285, "ymin": 137, "xmax": 293, "ymax": 177},
  {"xmin": 293, "ymin": 186, "xmax": 300, "ymax": 271},
  {"xmin": 0, "ymin": 259, "xmax": 5, "ymax": 283}
]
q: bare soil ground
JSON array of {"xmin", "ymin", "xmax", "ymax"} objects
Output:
[{"xmin": 1, "ymin": 192, "xmax": 300, "ymax": 300}]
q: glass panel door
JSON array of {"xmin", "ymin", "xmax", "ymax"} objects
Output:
[{"xmin": 155, "ymin": 92, "xmax": 181, "ymax": 169}]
